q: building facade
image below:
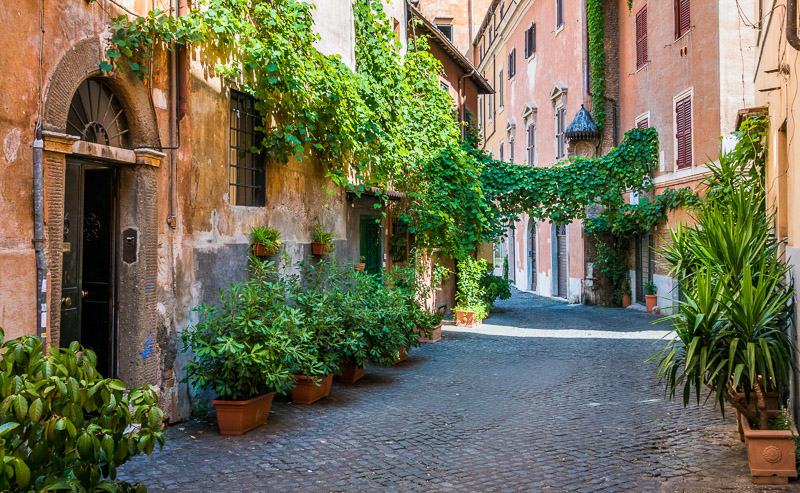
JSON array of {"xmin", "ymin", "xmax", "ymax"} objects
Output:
[
  {"xmin": 617, "ymin": 0, "xmax": 756, "ymax": 309},
  {"xmin": 0, "ymin": 0, "xmax": 413, "ymax": 421}
]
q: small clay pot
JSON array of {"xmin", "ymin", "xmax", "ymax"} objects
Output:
[
  {"xmin": 354, "ymin": 263, "xmax": 366, "ymax": 272},
  {"xmin": 621, "ymin": 293, "xmax": 632, "ymax": 308},
  {"xmin": 211, "ymin": 392, "xmax": 275, "ymax": 436},
  {"xmin": 311, "ymin": 242, "xmax": 333, "ymax": 255},
  {"xmin": 645, "ymin": 294, "xmax": 657, "ymax": 313},
  {"xmin": 252, "ymin": 242, "xmax": 280, "ymax": 257}
]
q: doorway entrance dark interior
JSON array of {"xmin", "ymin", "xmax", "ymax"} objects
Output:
[{"xmin": 61, "ymin": 160, "xmax": 116, "ymax": 377}]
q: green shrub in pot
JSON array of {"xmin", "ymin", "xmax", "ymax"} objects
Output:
[{"xmin": 0, "ymin": 328, "xmax": 164, "ymax": 492}]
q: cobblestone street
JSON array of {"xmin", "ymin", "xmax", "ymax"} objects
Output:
[{"xmin": 119, "ymin": 291, "xmax": 800, "ymax": 492}]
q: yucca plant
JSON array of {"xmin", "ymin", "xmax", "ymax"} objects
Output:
[{"xmin": 651, "ymin": 116, "xmax": 795, "ymax": 430}]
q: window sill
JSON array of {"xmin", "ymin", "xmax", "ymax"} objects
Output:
[
  {"xmin": 498, "ymin": 106, "xmax": 505, "ymax": 115},
  {"xmin": 635, "ymin": 62, "xmax": 648, "ymax": 73},
  {"xmin": 555, "ymin": 24, "xmax": 564, "ymax": 36},
  {"xmin": 673, "ymin": 29, "xmax": 691, "ymax": 44}
]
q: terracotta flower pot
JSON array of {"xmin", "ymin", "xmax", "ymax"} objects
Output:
[
  {"xmin": 338, "ymin": 359, "xmax": 366, "ymax": 383},
  {"xmin": 392, "ymin": 346, "xmax": 408, "ymax": 365},
  {"xmin": 415, "ymin": 324, "xmax": 442, "ymax": 343},
  {"xmin": 311, "ymin": 242, "xmax": 333, "ymax": 255},
  {"xmin": 211, "ymin": 392, "xmax": 276, "ymax": 436},
  {"xmin": 645, "ymin": 294, "xmax": 657, "ymax": 313},
  {"xmin": 621, "ymin": 293, "xmax": 631, "ymax": 308},
  {"xmin": 291, "ymin": 373, "xmax": 333, "ymax": 405},
  {"xmin": 354, "ymin": 263, "xmax": 366, "ymax": 272},
  {"xmin": 739, "ymin": 413, "xmax": 798, "ymax": 484},
  {"xmin": 735, "ymin": 391, "xmax": 782, "ymax": 441},
  {"xmin": 456, "ymin": 309, "xmax": 479, "ymax": 327},
  {"xmin": 252, "ymin": 242, "xmax": 280, "ymax": 257}
]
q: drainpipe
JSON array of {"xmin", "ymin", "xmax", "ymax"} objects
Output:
[
  {"xmin": 33, "ymin": 123, "xmax": 47, "ymax": 343},
  {"xmin": 789, "ymin": 0, "xmax": 800, "ymax": 51}
]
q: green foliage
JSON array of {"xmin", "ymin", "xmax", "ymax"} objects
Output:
[
  {"xmin": 455, "ymin": 257, "xmax": 489, "ymax": 320},
  {"xmin": 250, "ymin": 226, "xmax": 281, "ymax": 247},
  {"xmin": 312, "ymin": 224, "xmax": 334, "ymax": 247},
  {"xmin": 650, "ymin": 116, "xmax": 796, "ymax": 430},
  {"xmin": 180, "ymin": 262, "xmax": 305, "ymax": 400},
  {"xmin": 587, "ymin": 0, "xmax": 606, "ymax": 131},
  {"xmin": 480, "ymin": 273, "xmax": 512, "ymax": 309},
  {"xmin": 0, "ymin": 329, "xmax": 164, "ymax": 492},
  {"xmin": 643, "ymin": 281, "xmax": 657, "ymax": 295}
]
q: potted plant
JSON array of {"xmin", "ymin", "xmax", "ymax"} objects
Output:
[
  {"xmin": 455, "ymin": 257, "xmax": 489, "ymax": 327},
  {"xmin": 0, "ymin": 330, "xmax": 164, "ymax": 491},
  {"xmin": 652, "ymin": 122, "xmax": 797, "ymax": 484},
  {"xmin": 181, "ymin": 264, "xmax": 301, "ymax": 435},
  {"xmin": 643, "ymin": 281, "xmax": 657, "ymax": 313},
  {"xmin": 250, "ymin": 225, "xmax": 282, "ymax": 257},
  {"xmin": 620, "ymin": 282, "xmax": 632, "ymax": 308},
  {"xmin": 355, "ymin": 256, "xmax": 366, "ymax": 272},
  {"xmin": 415, "ymin": 309, "xmax": 444, "ymax": 343},
  {"xmin": 311, "ymin": 224, "xmax": 334, "ymax": 255}
]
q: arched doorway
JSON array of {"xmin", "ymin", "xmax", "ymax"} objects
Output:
[
  {"xmin": 527, "ymin": 221, "xmax": 537, "ymax": 291},
  {"xmin": 61, "ymin": 78, "xmax": 128, "ymax": 377}
]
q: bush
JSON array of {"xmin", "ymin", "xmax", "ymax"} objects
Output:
[
  {"xmin": 481, "ymin": 272, "xmax": 511, "ymax": 308},
  {"xmin": 455, "ymin": 257, "xmax": 489, "ymax": 320},
  {"xmin": 181, "ymin": 262, "xmax": 307, "ymax": 400},
  {"xmin": 0, "ymin": 329, "xmax": 164, "ymax": 492}
]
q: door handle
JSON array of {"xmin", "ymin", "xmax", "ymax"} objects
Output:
[
  {"xmin": 82, "ymin": 290, "xmax": 89, "ymax": 298},
  {"xmin": 61, "ymin": 297, "xmax": 72, "ymax": 308}
]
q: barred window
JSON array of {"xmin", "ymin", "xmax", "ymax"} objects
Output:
[{"xmin": 229, "ymin": 91, "xmax": 265, "ymax": 207}]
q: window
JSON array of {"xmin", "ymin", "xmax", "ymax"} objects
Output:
[
  {"xmin": 556, "ymin": 0, "xmax": 564, "ymax": 29},
  {"xmin": 229, "ymin": 90, "xmax": 265, "ymax": 207},
  {"xmin": 500, "ymin": 2, "xmax": 505, "ymax": 20},
  {"xmin": 489, "ymin": 24, "xmax": 494, "ymax": 44},
  {"xmin": 555, "ymin": 106, "xmax": 566, "ymax": 159},
  {"xmin": 499, "ymin": 141, "xmax": 505, "ymax": 161},
  {"xmin": 636, "ymin": 116, "xmax": 649, "ymax": 129},
  {"xmin": 635, "ymin": 233, "xmax": 654, "ymax": 302},
  {"xmin": 478, "ymin": 95, "xmax": 484, "ymax": 136},
  {"xmin": 436, "ymin": 24, "xmax": 453, "ymax": 42},
  {"xmin": 524, "ymin": 24, "xmax": 536, "ymax": 58},
  {"xmin": 509, "ymin": 136, "xmax": 515, "ymax": 163},
  {"xmin": 508, "ymin": 49, "xmax": 516, "ymax": 78},
  {"xmin": 440, "ymin": 81, "xmax": 449, "ymax": 93},
  {"xmin": 498, "ymin": 69, "xmax": 504, "ymax": 108},
  {"xmin": 488, "ymin": 93, "xmax": 494, "ymax": 124},
  {"xmin": 675, "ymin": 0, "xmax": 690, "ymax": 38},
  {"xmin": 636, "ymin": 6, "xmax": 648, "ymax": 69},
  {"xmin": 675, "ymin": 94, "xmax": 692, "ymax": 169},
  {"xmin": 526, "ymin": 123, "xmax": 536, "ymax": 165}
]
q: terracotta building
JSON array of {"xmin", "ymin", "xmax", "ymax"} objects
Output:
[
  {"xmin": 473, "ymin": 0, "xmax": 616, "ymax": 303},
  {"xmin": 411, "ymin": 0, "xmax": 493, "ymax": 60},
  {"xmin": 617, "ymin": 0, "xmax": 756, "ymax": 309},
  {"xmin": 751, "ymin": 0, "xmax": 800, "ymax": 411},
  {"xmin": 0, "ymin": 0, "xmax": 409, "ymax": 421}
]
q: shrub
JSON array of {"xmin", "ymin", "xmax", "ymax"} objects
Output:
[
  {"xmin": 312, "ymin": 224, "xmax": 333, "ymax": 247},
  {"xmin": 480, "ymin": 272, "xmax": 511, "ymax": 308},
  {"xmin": 181, "ymin": 262, "xmax": 306, "ymax": 400},
  {"xmin": 249, "ymin": 225, "xmax": 282, "ymax": 247},
  {"xmin": 0, "ymin": 329, "xmax": 164, "ymax": 492},
  {"xmin": 455, "ymin": 257, "xmax": 489, "ymax": 320}
]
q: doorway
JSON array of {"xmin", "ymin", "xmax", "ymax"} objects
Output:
[
  {"xmin": 360, "ymin": 215, "xmax": 381, "ymax": 275},
  {"xmin": 556, "ymin": 224, "xmax": 567, "ymax": 298},
  {"xmin": 61, "ymin": 160, "xmax": 117, "ymax": 377},
  {"xmin": 528, "ymin": 222, "xmax": 537, "ymax": 291},
  {"xmin": 635, "ymin": 233, "xmax": 654, "ymax": 303}
]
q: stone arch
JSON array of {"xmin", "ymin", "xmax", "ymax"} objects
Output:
[{"xmin": 42, "ymin": 37, "xmax": 160, "ymax": 148}]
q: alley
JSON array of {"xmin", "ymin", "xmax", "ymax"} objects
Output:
[{"xmin": 118, "ymin": 291, "xmax": 791, "ymax": 492}]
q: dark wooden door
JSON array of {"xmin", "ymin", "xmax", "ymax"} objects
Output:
[
  {"xmin": 635, "ymin": 233, "xmax": 654, "ymax": 303},
  {"xmin": 61, "ymin": 161, "xmax": 116, "ymax": 377},
  {"xmin": 556, "ymin": 224, "xmax": 567, "ymax": 298},
  {"xmin": 528, "ymin": 224, "xmax": 537, "ymax": 291},
  {"xmin": 360, "ymin": 216, "xmax": 381, "ymax": 275}
]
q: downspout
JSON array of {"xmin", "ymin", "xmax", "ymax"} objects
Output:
[
  {"xmin": 789, "ymin": 0, "xmax": 800, "ymax": 51},
  {"xmin": 33, "ymin": 124, "xmax": 46, "ymax": 343}
]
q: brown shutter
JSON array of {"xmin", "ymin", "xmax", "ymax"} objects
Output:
[
  {"xmin": 637, "ymin": 118, "xmax": 649, "ymax": 129},
  {"xmin": 675, "ymin": 96, "xmax": 692, "ymax": 169},
  {"xmin": 680, "ymin": 0, "xmax": 691, "ymax": 35},
  {"xmin": 524, "ymin": 28, "xmax": 529, "ymax": 57},
  {"xmin": 532, "ymin": 23, "xmax": 536, "ymax": 53},
  {"xmin": 636, "ymin": 7, "xmax": 647, "ymax": 68}
]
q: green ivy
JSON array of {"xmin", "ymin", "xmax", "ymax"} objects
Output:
[{"xmin": 587, "ymin": 0, "xmax": 606, "ymax": 132}]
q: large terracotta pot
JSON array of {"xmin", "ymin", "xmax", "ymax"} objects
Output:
[
  {"xmin": 735, "ymin": 391, "xmax": 782, "ymax": 441},
  {"xmin": 415, "ymin": 324, "xmax": 442, "ymax": 343},
  {"xmin": 311, "ymin": 242, "xmax": 333, "ymax": 255},
  {"xmin": 252, "ymin": 242, "xmax": 280, "ymax": 257},
  {"xmin": 291, "ymin": 373, "xmax": 333, "ymax": 405},
  {"xmin": 456, "ymin": 310, "xmax": 479, "ymax": 327},
  {"xmin": 621, "ymin": 293, "xmax": 631, "ymax": 308},
  {"xmin": 645, "ymin": 294, "xmax": 657, "ymax": 313},
  {"xmin": 338, "ymin": 359, "xmax": 366, "ymax": 383},
  {"xmin": 211, "ymin": 392, "xmax": 276, "ymax": 436},
  {"xmin": 392, "ymin": 346, "xmax": 408, "ymax": 365},
  {"xmin": 740, "ymin": 413, "xmax": 798, "ymax": 484}
]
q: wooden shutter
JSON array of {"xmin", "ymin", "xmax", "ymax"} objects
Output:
[
  {"xmin": 636, "ymin": 6, "xmax": 647, "ymax": 69},
  {"xmin": 510, "ymin": 137, "xmax": 515, "ymax": 163},
  {"xmin": 556, "ymin": 0, "xmax": 564, "ymax": 28},
  {"xmin": 675, "ymin": 95, "xmax": 692, "ymax": 169},
  {"xmin": 527, "ymin": 124, "xmax": 535, "ymax": 165},
  {"xmin": 531, "ymin": 23, "xmax": 536, "ymax": 53},
  {"xmin": 637, "ymin": 117, "xmax": 649, "ymax": 129},
  {"xmin": 675, "ymin": 0, "xmax": 690, "ymax": 38}
]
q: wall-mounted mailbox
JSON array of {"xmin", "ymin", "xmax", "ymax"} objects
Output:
[{"xmin": 123, "ymin": 228, "xmax": 138, "ymax": 264}]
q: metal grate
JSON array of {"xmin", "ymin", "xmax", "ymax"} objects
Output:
[
  {"xmin": 229, "ymin": 91, "xmax": 266, "ymax": 207},
  {"xmin": 66, "ymin": 79, "xmax": 129, "ymax": 148}
]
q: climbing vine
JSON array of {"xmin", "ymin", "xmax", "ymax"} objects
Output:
[{"xmin": 587, "ymin": 0, "xmax": 606, "ymax": 132}]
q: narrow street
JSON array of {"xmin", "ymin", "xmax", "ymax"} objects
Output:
[{"xmin": 118, "ymin": 290, "xmax": 788, "ymax": 492}]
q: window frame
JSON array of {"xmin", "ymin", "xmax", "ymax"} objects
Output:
[
  {"xmin": 229, "ymin": 90, "xmax": 266, "ymax": 207},
  {"xmin": 499, "ymin": 140, "xmax": 505, "ymax": 161},
  {"xmin": 556, "ymin": 0, "xmax": 564, "ymax": 30},
  {"xmin": 526, "ymin": 122, "xmax": 536, "ymax": 166},
  {"xmin": 498, "ymin": 68, "xmax": 504, "ymax": 110},
  {"xmin": 524, "ymin": 23, "xmax": 536, "ymax": 59},
  {"xmin": 555, "ymin": 105, "xmax": 567, "ymax": 160},
  {"xmin": 508, "ymin": 49, "xmax": 516, "ymax": 79},
  {"xmin": 436, "ymin": 23, "xmax": 454, "ymax": 42}
]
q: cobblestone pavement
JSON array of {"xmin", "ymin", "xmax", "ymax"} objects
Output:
[{"xmin": 119, "ymin": 290, "xmax": 800, "ymax": 492}]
